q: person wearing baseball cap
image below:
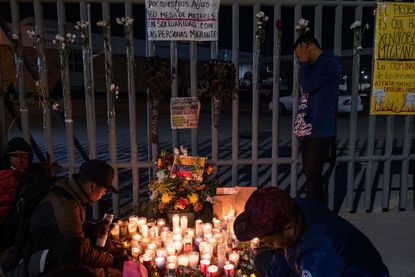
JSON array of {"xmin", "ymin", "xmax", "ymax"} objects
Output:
[{"xmin": 233, "ymin": 187, "xmax": 390, "ymax": 277}]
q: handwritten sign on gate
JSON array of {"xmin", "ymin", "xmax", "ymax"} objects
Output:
[
  {"xmin": 170, "ymin": 97, "xmax": 201, "ymax": 129},
  {"xmin": 145, "ymin": 0, "xmax": 220, "ymax": 41},
  {"xmin": 370, "ymin": 2, "xmax": 415, "ymax": 114}
]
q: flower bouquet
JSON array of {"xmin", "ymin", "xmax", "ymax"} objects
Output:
[{"xmin": 149, "ymin": 147, "xmax": 218, "ymax": 217}]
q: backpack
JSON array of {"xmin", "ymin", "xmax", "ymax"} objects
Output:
[{"xmin": 0, "ymin": 164, "xmax": 52, "ymax": 255}]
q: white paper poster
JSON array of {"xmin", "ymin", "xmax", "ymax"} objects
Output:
[
  {"xmin": 170, "ymin": 97, "xmax": 201, "ymax": 129},
  {"xmin": 145, "ymin": 0, "xmax": 220, "ymax": 41}
]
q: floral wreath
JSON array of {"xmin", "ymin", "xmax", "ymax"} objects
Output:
[
  {"xmin": 201, "ymin": 59, "xmax": 237, "ymax": 127},
  {"xmin": 143, "ymin": 56, "xmax": 170, "ymax": 143}
]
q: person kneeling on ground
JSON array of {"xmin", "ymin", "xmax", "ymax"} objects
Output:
[
  {"xmin": 234, "ymin": 187, "xmax": 390, "ymax": 277},
  {"xmin": 3, "ymin": 159, "xmax": 129, "ymax": 277}
]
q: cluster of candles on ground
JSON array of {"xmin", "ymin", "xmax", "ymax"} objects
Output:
[{"xmin": 109, "ymin": 209, "xmax": 259, "ymax": 276}]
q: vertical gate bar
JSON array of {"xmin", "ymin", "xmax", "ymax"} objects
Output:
[
  {"xmin": 400, "ymin": 116, "xmax": 413, "ymax": 210},
  {"xmin": 190, "ymin": 41, "xmax": 198, "ymax": 155},
  {"xmin": 346, "ymin": 4, "xmax": 362, "ymax": 211},
  {"xmin": 0, "ymin": 73, "xmax": 6, "ymax": 152},
  {"xmin": 102, "ymin": 1, "xmax": 120, "ymax": 217},
  {"xmin": 382, "ymin": 116, "xmax": 394, "ymax": 210},
  {"xmin": 291, "ymin": 4, "xmax": 301, "ymax": 197},
  {"xmin": 145, "ymin": 7, "xmax": 156, "ymax": 177},
  {"xmin": 10, "ymin": 0, "xmax": 30, "ymax": 143},
  {"xmin": 251, "ymin": 3, "xmax": 260, "ymax": 187},
  {"xmin": 364, "ymin": 115, "xmax": 376, "ymax": 211},
  {"xmin": 170, "ymin": 41, "xmax": 179, "ymax": 147},
  {"xmin": 57, "ymin": 0, "xmax": 76, "ymax": 174},
  {"xmin": 314, "ymin": 2, "xmax": 322, "ymax": 43},
  {"xmin": 271, "ymin": 4, "xmax": 282, "ymax": 187},
  {"xmin": 333, "ymin": 4, "xmax": 343, "ymax": 57},
  {"xmin": 211, "ymin": 40, "xmax": 218, "ymax": 172},
  {"xmin": 125, "ymin": 2, "xmax": 140, "ymax": 213},
  {"xmin": 34, "ymin": 0, "xmax": 55, "ymax": 169},
  {"xmin": 231, "ymin": 2, "xmax": 240, "ymax": 186},
  {"xmin": 80, "ymin": 1, "xmax": 97, "ymax": 159}
]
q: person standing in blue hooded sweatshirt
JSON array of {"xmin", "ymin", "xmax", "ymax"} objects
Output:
[{"xmin": 293, "ymin": 34, "xmax": 340, "ymax": 204}]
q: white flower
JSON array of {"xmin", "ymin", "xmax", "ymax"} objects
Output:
[
  {"xmin": 174, "ymin": 147, "xmax": 180, "ymax": 155},
  {"xmin": 264, "ymin": 16, "xmax": 269, "ymax": 22},
  {"xmin": 70, "ymin": 39, "xmax": 75, "ymax": 43},
  {"xmin": 31, "ymin": 31, "xmax": 35, "ymax": 36},
  {"xmin": 72, "ymin": 34, "xmax": 76, "ymax": 39},
  {"xmin": 81, "ymin": 34, "xmax": 85, "ymax": 39},
  {"xmin": 256, "ymin": 11, "xmax": 264, "ymax": 18},
  {"xmin": 74, "ymin": 25, "xmax": 80, "ymax": 30},
  {"xmin": 110, "ymin": 83, "xmax": 115, "ymax": 91},
  {"xmin": 12, "ymin": 33, "xmax": 18, "ymax": 40},
  {"xmin": 350, "ymin": 20, "xmax": 362, "ymax": 30},
  {"xmin": 156, "ymin": 170, "xmax": 167, "ymax": 181},
  {"xmin": 121, "ymin": 17, "xmax": 125, "ymax": 23},
  {"xmin": 257, "ymin": 25, "xmax": 262, "ymax": 30},
  {"xmin": 52, "ymin": 39, "xmax": 56, "ymax": 44},
  {"xmin": 66, "ymin": 33, "xmax": 72, "ymax": 39},
  {"xmin": 180, "ymin": 146, "xmax": 187, "ymax": 156},
  {"xmin": 116, "ymin": 17, "xmax": 122, "ymax": 25},
  {"xmin": 52, "ymin": 103, "xmax": 60, "ymax": 110},
  {"xmin": 365, "ymin": 23, "xmax": 369, "ymax": 30},
  {"xmin": 26, "ymin": 30, "xmax": 31, "ymax": 35},
  {"xmin": 356, "ymin": 46, "xmax": 363, "ymax": 50}
]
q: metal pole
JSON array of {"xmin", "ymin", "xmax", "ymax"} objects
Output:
[
  {"xmin": 291, "ymin": 4, "xmax": 301, "ymax": 198},
  {"xmin": 346, "ymin": 4, "xmax": 362, "ymax": 211},
  {"xmin": 125, "ymin": 2, "xmax": 140, "ymax": 213},
  {"xmin": 80, "ymin": 1, "xmax": 97, "ymax": 159},
  {"xmin": 231, "ymin": 1, "xmax": 240, "ymax": 186},
  {"xmin": 382, "ymin": 116, "xmax": 394, "ymax": 210},
  {"xmin": 10, "ymin": 0, "xmax": 30, "ymax": 143},
  {"xmin": 57, "ymin": 0, "xmax": 76, "ymax": 174},
  {"xmin": 251, "ymin": 3, "xmax": 260, "ymax": 187},
  {"xmin": 170, "ymin": 41, "xmax": 179, "ymax": 147},
  {"xmin": 211, "ymin": 39, "xmax": 218, "ymax": 173},
  {"xmin": 400, "ymin": 116, "xmax": 413, "ymax": 210},
  {"xmin": 0, "ymin": 84, "xmax": 6, "ymax": 155},
  {"xmin": 271, "ymin": 4, "xmax": 282, "ymax": 187},
  {"xmin": 190, "ymin": 41, "xmax": 198, "ymax": 155},
  {"xmin": 102, "ymin": 1, "xmax": 120, "ymax": 217},
  {"xmin": 34, "ymin": 0, "xmax": 55, "ymax": 171}
]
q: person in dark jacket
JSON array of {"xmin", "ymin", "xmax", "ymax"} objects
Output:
[
  {"xmin": 3, "ymin": 159, "xmax": 128, "ymax": 277},
  {"xmin": 234, "ymin": 187, "xmax": 390, "ymax": 277},
  {"xmin": 293, "ymin": 34, "xmax": 340, "ymax": 204},
  {"xmin": 0, "ymin": 137, "xmax": 34, "ymax": 225}
]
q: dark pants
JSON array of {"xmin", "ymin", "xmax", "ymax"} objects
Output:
[{"xmin": 301, "ymin": 137, "xmax": 335, "ymax": 204}]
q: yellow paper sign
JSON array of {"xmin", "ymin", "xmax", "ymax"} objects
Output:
[{"xmin": 371, "ymin": 2, "xmax": 415, "ymax": 114}]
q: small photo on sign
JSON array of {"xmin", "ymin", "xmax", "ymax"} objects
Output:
[{"xmin": 170, "ymin": 155, "xmax": 206, "ymax": 180}]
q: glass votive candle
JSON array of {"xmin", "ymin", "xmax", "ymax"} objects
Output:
[
  {"xmin": 212, "ymin": 228, "xmax": 221, "ymax": 234},
  {"xmin": 188, "ymin": 251, "xmax": 199, "ymax": 268},
  {"xmin": 204, "ymin": 233, "xmax": 213, "ymax": 240},
  {"xmin": 110, "ymin": 225, "xmax": 120, "ymax": 240},
  {"xmin": 167, "ymin": 255, "xmax": 177, "ymax": 265},
  {"xmin": 174, "ymin": 240, "xmax": 183, "ymax": 253},
  {"xmin": 208, "ymin": 237, "xmax": 217, "ymax": 249},
  {"xmin": 173, "ymin": 234, "xmax": 182, "ymax": 241},
  {"xmin": 166, "ymin": 246, "xmax": 176, "ymax": 256},
  {"xmin": 207, "ymin": 265, "xmax": 219, "ymax": 277},
  {"xmin": 212, "ymin": 218, "xmax": 221, "ymax": 229},
  {"xmin": 228, "ymin": 252, "xmax": 240, "ymax": 267},
  {"xmin": 132, "ymin": 233, "xmax": 141, "ymax": 242},
  {"xmin": 131, "ymin": 239, "xmax": 140, "ymax": 248},
  {"xmin": 157, "ymin": 218, "xmax": 166, "ymax": 229},
  {"xmin": 162, "ymin": 226, "xmax": 170, "ymax": 233},
  {"xmin": 172, "ymin": 214, "xmax": 180, "ymax": 230},
  {"xmin": 195, "ymin": 219, "xmax": 203, "ymax": 237},
  {"xmin": 214, "ymin": 233, "xmax": 224, "ymax": 244},
  {"xmin": 145, "ymin": 249, "xmax": 155, "ymax": 258},
  {"xmin": 118, "ymin": 220, "xmax": 128, "ymax": 237},
  {"xmin": 202, "ymin": 223, "xmax": 212, "ymax": 234},
  {"xmin": 140, "ymin": 224, "xmax": 149, "ymax": 238},
  {"xmin": 147, "ymin": 242, "xmax": 157, "ymax": 251},
  {"xmin": 155, "ymin": 255, "xmax": 166, "ymax": 270},
  {"xmin": 200, "ymin": 259, "xmax": 211, "ymax": 275},
  {"xmin": 183, "ymin": 236, "xmax": 193, "ymax": 254},
  {"xmin": 180, "ymin": 215, "xmax": 188, "ymax": 231},
  {"xmin": 142, "ymin": 253, "xmax": 153, "ymax": 268},
  {"xmin": 129, "ymin": 215, "xmax": 138, "ymax": 224},
  {"xmin": 156, "ymin": 248, "xmax": 167, "ymax": 258},
  {"xmin": 141, "ymin": 237, "xmax": 150, "ymax": 248},
  {"xmin": 137, "ymin": 217, "xmax": 147, "ymax": 226},
  {"xmin": 167, "ymin": 262, "xmax": 176, "ymax": 277},
  {"xmin": 128, "ymin": 222, "xmax": 137, "ymax": 237},
  {"xmin": 224, "ymin": 263, "xmax": 235, "ymax": 276},
  {"xmin": 177, "ymin": 254, "xmax": 189, "ymax": 267},
  {"xmin": 173, "ymin": 227, "xmax": 182, "ymax": 236},
  {"xmin": 201, "ymin": 253, "xmax": 211, "ymax": 261},
  {"xmin": 131, "ymin": 246, "xmax": 140, "ymax": 259},
  {"xmin": 194, "ymin": 237, "xmax": 203, "ymax": 252}
]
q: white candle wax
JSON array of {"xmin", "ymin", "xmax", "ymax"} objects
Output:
[
  {"xmin": 140, "ymin": 224, "xmax": 149, "ymax": 238},
  {"xmin": 202, "ymin": 223, "xmax": 212, "ymax": 234},
  {"xmin": 172, "ymin": 214, "xmax": 180, "ymax": 230},
  {"xmin": 204, "ymin": 233, "xmax": 213, "ymax": 240},
  {"xmin": 173, "ymin": 227, "xmax": 182, "ymax": 236},
  {"xmin": 147, "ymin": 242, "xmax": 157, "ymax": 251},
  {"xmin": 177, "ymin": 255, "xmax": 189, "ymax": 267},
  {"xmin": 118, "ymin": 220, "xmax": 128, "ymax": 237},
  {"xmin": 141, "ymin": 237, "xmax": 150, "ymax": 248},
  {"xmin": 201, "ymin": 253, "xmax": 211, "ymax": 261},
  {"xmin": 131, "ymin": 246, "xmax": 140, "ymax": 259},
  {"xmin": 129, "ymin": 215, "xmax": 139, "ymax": 224},
  {"xmin": 195, "ymin": 219, "xmax": 203, "ymax": 237},
  {"xmin": 173, "ymin": 234, "xmax": 182, "ymax": 242},
  {"xmin": 166, "ymin": 247, "xmax": 176, "ymax": 256},
  {"xmin": 174, "ymin": 241, "xmax": 183, "ymax": 253},
  {"xmin": 217, "ymin": 244, "xmax": 225, "ymax": 269},
  {"xmin": 224, "ymin": 263, "xmax": 235, "ymax": 276},
  {"xmin": 167, "ymin": 255, "xmax": 177, "ymax": 265},
  {"xmin": 128, "ymin": 222, "xmax": 137, "ymax": 237},
  {"xmin": 155, "ymin": 256, "xmax": 166, "ymax": 270},
  {"xmin": 228, "ymin": 252, "xmax": 240, "ymax": 267},
  {"xmin": 200, "ymin": 259, "xmax": 210, "ymax": 275},
  {"xmin": 212, "ymin": 218, "xmax": 221, "ymax": 229},
  {"xmin": 157, "ymin": 218, "xmax": 166, "ymax": 229},
  {"xmin": 186, "ymin": 228, "xmax": 195, "ymax": 238},
  {"xmin": 156, "ymin": 248, "xmax": 167, "ymax": 257},
  {"xmin": 132, "ymin": 233, "xmax": 141, "ymax": 242},
  {"xmin": 167, "ymin": 262, "xmax": 176, "ymax": 276},
  {"xmin": 180, "ymin": 215, "xmax": 188, "ymax": 232},
  {"xmin": 110, "ymin": 225, "xmax": 120, "ymax": 240},
  {"xmin": 207, "ymin": 265, "xmax": 219, "ymax": 276},
  {"xmin": 137, "ymin": 217, "xmax": 147, "ymax": 226},
  {"xmin": 188, "ymin": 251, "xmax": 199, "ymax": 268}
]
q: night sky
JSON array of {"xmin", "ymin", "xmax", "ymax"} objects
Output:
[{"xmin": 0, "ymin": 2, "xmax": 375, "ymax": 57}]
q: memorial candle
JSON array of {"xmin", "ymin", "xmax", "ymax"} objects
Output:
[
  {"xmin": 140, "ymin": 224, "xmax": 149, "ymax": 238},
  {"xmin": 129, "ymin": 215, "xmax": 138, "ymax": 224},
  {"xmin": 167, "ymin": 262, "xmax": 176, "ymax": 277},
  {"xmin": 195, "ymin": 219, "xmax": 203, "ymax": 237},
  {"xmin": 177, "ymin": 255, "xmax": 189, "ymax": 267},
  {"xmin": 128, "ymin": 222, "xmax": 137, "ymax": 237},
  {"xmin": 118, "ymin": 220, "xmax": 127, "ymax": 237},
  {"xmin": 180, "ymin": 215, "xmax": 188, "ymax": 232},
  {"xmin": 156, "ymin": 248, "xmax": 167, "ymax": 258},
  {"xmin": 172, "ymin": 214, "xmax": 180, "ymax": 230},
  {"xmin": 212, "ymin": 218, "xmax": 221, "ymax": 229},
  {"xmin": 142, "ymin": 253, "xmax": 153, "ymax": 268},
  {"xmin": 166, "ymin": 247, "xmax": 176, "ymax": 256},
  {"xmin": 155, "ymin": 256, "xmax": 166, "ymax": 270},
  {"xmin": 137, "ymin": 217, "xmax": 147, "ymax": 226},
  {"xmin": 224, "ymin": 263, "xmax": 235, "ymax": 276},
  {"xmin": 110, "ymin": 224, "xmax": 120, "ymax": 240},
  {"xmin": 167, "ymin": 255, "xmax": 177, "ymax": 265},
  {"xmin": 228, "ymin": 252, "xmax": 240, "ymax": 267},
  {"xmin": 200, "ymin": 259, "xmax": 211, "ymax": 275},
  {"xmin": 188, "ymin": 251, "xmax": 199, "ymax": 268},
  {"xmin": 202, "ymin": 223, "xmax": 212, "ymax": 234},
  {"xmin": 207, "ymin": 265, "xmax": 218, "ymax": 277}
]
